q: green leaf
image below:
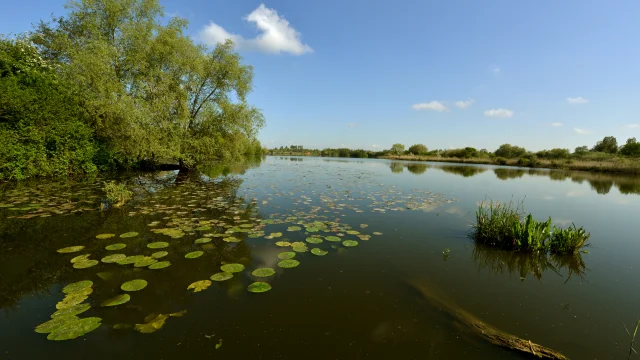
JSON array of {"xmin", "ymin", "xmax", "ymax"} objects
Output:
[
  {"xmin": 121, "ymin": 279, "xmax": 148, "ymax": 292},
  {"xmin": 35, "ymin": 316, "xmax": 79, "ymax": 334},
  {"xmin": 101, "ymin": 254, "xmax": 126, "ymax": 263},
  {"xmin": 148, "ymin": 261, "xmax": 171, "ymax": 269},
  {"xmin": 151, "ymin": 251, "xmax": 168, "ymax": 259},
  {"xmin": 96, "ymin": 234, "xmax": 115, "ymax": 239},
  {"xmin": 251, "ymin": 268, "xmax": 275, "ymax": 277},
  {"xmin": 62, "ymin": 281, "xmax": 93, "ymax": 294},
  {"xmin": 147, "ymin": 242, "xmax": 169, "ymax": 249},
  {"xmin": 57, "ymin": 246, "xmax": 85, "ymax": 254},
  {"xmin": 210, "ymin": 272, "xmax": 233, "ymax": 281},
  {"xmin": 73, "ymin": 260, "xmax": 99, "ymax": 269},
  {"xmin": 185, "ymin": 251, "xmax": 204, "ymax": 259},
  {"xmin": 306, "ymin": 237, "xmax": 323, "ymax": 244},
  {"xmin": 277, "ymin": 252, "xmax": 296, "ymax": 260},
  {"xmin": 105, "ymin": 243, "xmax": 126, "ymax": 250},
  {"xmin": 47, "ymin": 317, "xmax": 101, "ymax": 341},
  {"xmin": 194, "ymin": 238, "xmax": 211, "ymax": 244},
  {"xmin": 247, "ymin": 282, "xmax": 272, "ymax": 293},
  {"xmin": 119, "ymin": 232, "xmax": 139, "ymax": 238},
  {"xmin": 277, "ymin": 260, "xmax": 300, "ymax": 268},
  {"xmin": 220, "ymin": 263, "xmax": 244, "ymax": 273},
  {"xmin": 187, "ymin": 280, "xmax": 211, "ymax": 293},
  {"xmin": 101, "ymin": 294, "xmax": 130, "ymax": 307},
  {"xmin": 311, "ymin": 248, "xmax": 328, "ymax": 256},
  {"xmin": 342, "ymin": 240, "xmax": 359, "ymax": 247},
  {"xmin": 325, "ymin": 236, "xmax": 341, "ymax": 242},
  {"xmin": 51, "ymin": 304, "xmax": 91, "ymax": 318}
]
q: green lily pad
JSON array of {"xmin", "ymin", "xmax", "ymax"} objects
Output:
[
  {"xmin": 325, "ymin": 236, "xmax": 341, "ymax": 242},
  {"xmin": 270, "ymin": 232, "xmax": 283, "ymax": 238},
  {"xmin": 342, "ymin": 240, "xmax": 359, "ymax": 247},
  {"xmin": 134, "ymin": 258, "xmax": 157, "ymax": 267},
  {"xmin": 96, "ymin": 234, "xmax": 115, "ymax": 239},
  {"xmin": 117, "ymin": 255, "xmax": 146, "ymax": 265},
  {"xmin": 373, "ymin": 232, "xmax": 383, "ymax": 236},
  {"xmin": 57, "ymin": 246, "xmax": 85, "ymax": 254},
  {"xmin": 185, "ymin": 251, "xmax": 203, "ymax": 259},
  {"xmin": 247, "ymin": 282, "xmax": 272, "ymax": 293},
  {"xmin": 51, "ymin": 303, "xmax": 91, "ymax": 318},
  {"xmin": 35, "ymin": 316, "xmax": 79, "ymax": 334},
  {"xmin": 306, "ymin": 227, "xmax": 319, "ymax": 232},
  {"xmin": 148, "ymin": 261, "xmax": 171, "ymax": 270},
  {"xmin": 275, "ymin": 241, "xmax": 291, "ymax": 247},
  {"xmin": 277, "ymin": 259, "xmax": 300, "ymax": 268},
  {"xmin": 73, "ymin": 260, "xmax": 99, "ymax": 269},
  {"xmin": 220, "ymin": 263, "xmax": 244, "ymax": 273},
  {"xmin": 70, "ymin": 254, "xmax": 91, "ymax": 264},
  {"xmin": 306, "ymin": 237, "xmax": 323, "ymax": 244},
  {"xmin": 210, "ymin": 272, "xmax": 233, "ymax": 281},
  {"xmin": 120, "ymin": 232, "xmax": 139, "ymax": 238},
  {"xmin": 195, "ymin": 226, "xmax": 212, "ymax": 231},
  {"xmin": 121, "ymin": 279, "xmax": 148, "ymax": 292},
  {"xmin": 101, "ymin": 294, "xmax": 130, "ymax": 307},
  {"xmin": 292, "ymin": 244, "xmax": 308, "ymax": 253},
  {"xmin": 223, "ymin": 236, "xmax": 240, "ymax": 243},
  {"xmin": 346, "ymin": 230, "xmax": 360, "ymax": 235},
  {"xmin": 47, "ymin": 317, "xmax": 102, "ymax": 341},
  {"xmin": 187, "ymin": 280, "xmax": 211, "ymax": 293},
  {"xmin": 147, "ymin": 242, "xmax": 169, "ymax": 249},
  {"xmin": 105, "ymin": 243, "xmax": 126, "ymax": 251},
  {"xmin": 194, "ymin": 238, "xmax": 211, "ymax": 244},
  {"xmin": 62, "ymin": 281, "xmax": 93, "ymax": 294},
  {"xmin": 239, "ymin": 224, "xmax": 254, "ymax": 228},
  {"xmin": 251, "ymin": 268, "xmax": 276, "ymax": 277},
  {"xmin": 101, "ymin": 254, "xmax": 126, "ymax": 263},
  {"xmin": 56, "ymin": 294, "xmax": 88, "ymax": 310},
  {"xmin": 287, "ymin": 226, "xmax": 302, "ymax": 232},
  {"xmin": 151, "ymin": 251, "xmax": 168, "ymax": 259},
  {"xmin": 277, "ymin": 252, "xmax": 296, "ymax": 260},
  {"xmin": 311, "ymin": 248, "xmax": 328, "ymax": 256}
]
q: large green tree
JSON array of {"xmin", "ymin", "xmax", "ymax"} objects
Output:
[
  {"xmin": 32, "ymin": 0, "xmax": 264, "ymax": 169},
  {"xmin": 408, "ymin": 144, "xmax": 428, "ymax": 155},
  {"xmin": 591, "ymin": 136, "xmax": 618, "ymax": 154}
]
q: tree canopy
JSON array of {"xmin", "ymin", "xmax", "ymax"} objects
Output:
[
  {"xmin": 592, "ymin": 136, "xmax": 618, "ymax": 154},
  {"xmin": 408, "ymin": 144, "xmax": 428, "ymax": 155}
]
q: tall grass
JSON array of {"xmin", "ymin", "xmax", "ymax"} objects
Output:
[
  {"xmin": 473, "ymin": 200, "xmax": 590, "ymax": 255},
  {"xmin": 624, "ymin": 318, "xmax": 639, "ymax": 359}
]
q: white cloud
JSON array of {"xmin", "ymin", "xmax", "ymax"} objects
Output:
[
  {"xmin": 371, "ymin": 144, "xmax": 379, "ymax": 148},
  {"xmin": 625, "ymin": 124, "xmax": 640, "ymax": 129},
  {"xmin": 574, "ymin": 128, "xmax": 592, "ymax": 135},
  {"xmin": 412, "ymin": 101, "xmax": 447, "ymax": 112},
  {"xmin": 567, "ymin": 96, "xmax": 589, "ymax": 104},
  {"xmin": 200, "ymin": 4, "xmax": 312, "ymax": 55},
  {"xmin": 492, "ymin": 66, "xmax": 500, "ymax": 74},
  {"xmin": 347, "ymin": 123, "xmax": 358, "ymax": 128},
  {"xmin": 484, "ymin": 108, "xmax": 514, "ymax": 118},
  {"xmin": 454, "ymin": 99, "xmax": 474, "ymax": 109},
  {"xmin": 551, "ymin": 122, "xmax": 563, "ymax": 127}
]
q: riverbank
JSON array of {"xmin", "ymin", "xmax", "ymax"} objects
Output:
[{"xmin": 380, "ymin": 155, "xmax": 640, "ymax": 175}]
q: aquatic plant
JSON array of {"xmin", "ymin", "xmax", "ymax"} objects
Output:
[
  {"xmin": 473, "ymin": 200, "xmax": 590, "ymax": 255},
  {"xmin": 103, "ymin": 181, "xmax": 133, "ymax": 207},
  {"xmin": 624, "ymin": 318, "xmax": 640, "ymax": 359}
]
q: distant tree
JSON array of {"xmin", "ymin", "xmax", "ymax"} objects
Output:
[
  {"xmin": 494, "ymin": 144, "xmax": 527, "ymax": 158},
  {"xmin": 408, "ymin": 144, "xmax": 428, "ymax": 155},
  {"xmin": 620, "ymin": 137, "xmax": 640, "ymax": 157},
  {"xmin": 592, "ymin": 136, "xmax": 618, "ymax": 154},
  {"xmin": 574, "ymin": 146, "xmax": 589, "ymax": 154},
  {"xmin": 536, "ymin": 148, "xmax": 570, "ymax": 159},
  {"xmin": 390, "ymin": 143, "xmax": 405, "ymax": 155}
]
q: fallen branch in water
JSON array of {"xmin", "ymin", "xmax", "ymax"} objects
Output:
[{"xmin": 408, "ymin": 279, "xmax": 569, "ymax": 359}]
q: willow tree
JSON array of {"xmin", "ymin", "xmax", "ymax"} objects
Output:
[{"xmin": 32, "ymin": 0, "xmax": 264, "ymax": 169}]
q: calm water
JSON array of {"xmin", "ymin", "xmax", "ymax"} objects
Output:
[{"xmin": 1, "ymin": 156, "xmax": 640, "ymax": 359}]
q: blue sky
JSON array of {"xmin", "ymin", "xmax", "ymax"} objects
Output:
[{"xmin": 2, "ymin": 0, "xmax": 640, "ymax": 152}]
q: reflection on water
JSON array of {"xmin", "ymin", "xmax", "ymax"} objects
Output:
[{"xmin": 472, "ymin": 244, "xmax": 587, "ymax": 282}]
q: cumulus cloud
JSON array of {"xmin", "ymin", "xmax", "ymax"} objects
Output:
[
  {"xmin": 574, "ymin": 128, "xmax": 592, "ymax": 135},
  {"xmin": 412, "ymin": 101, "xmax": 447, "ymax": 112},
  {"xmin": 484, "ymin": 108, "xmax": 514, "ymax": 118},
  {"xmin": 567, "ymin": 96, "xmax": 589, "ymax": 104},
  {"xmin": 200, "ymin": 4, "xmax": 312, "ymax": 55},
  {"xmin": 625, "ymin": 124, "xmax": 640, "ymax": 129},
  {"xmin": 551, "ymin": 122, "xmax": 563, "ymax": 127},
  {"xmin": 454, "ymin": 99, "xmax": 474, "ymax": 109},
  {"xmin": 347, "ymin": 123, "xmax": 358, "ymax": 128}
]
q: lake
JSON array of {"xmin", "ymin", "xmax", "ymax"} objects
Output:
[{"xmin": 1, "ymin": 156, "xmax": 639, "ymax": 359}]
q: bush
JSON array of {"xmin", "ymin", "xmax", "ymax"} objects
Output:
[
  {"xmin": 495, "ymin": 144, "xmax": 527, "ymax": 159},
  {"xmin": 408, "ymin": 144, "xmax": 428, "ymax": 155},
  {"xmin": 103, "ymin": 181, "xmax": 133, "ymax": 207},
  {"xmin": 495, "ymin": 157, "xmax": 508, "ymax": 165}
]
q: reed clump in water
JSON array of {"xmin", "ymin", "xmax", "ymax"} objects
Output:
[{"xmin": 473, "ymin": 200, "xmax": 590, "ymax": 255}]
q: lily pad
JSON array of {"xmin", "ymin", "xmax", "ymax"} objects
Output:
[
  {"xmin": 287, "ymin": 226, "xmax": 302, "ymax": 232},
  {"xmin": 151, "ymin": 251, "xmax": 168, "ymax": 259},
  {"xmin": 325, "ymin": 236, "xmax": 341, "ymax": 242},
  {"xmin": 147, "ymin": 242, "xmax": 169, "ymax": 249},
  {"xmin": 311, "ymin": 248, "xmax": 328, "ymax": 256},
  {"xmin": 270, "ymin": 232, "xmax": 283, "ymax": 238},
  {"xmin": 70, "ymin": 254, "xmax": 91, "ymax": 263},
  {"xmin": 101, "ymin": 254, "xmax": 126, "ymax": 263},
  {"xmin": 62, "ymin": 280, "xmax": 93, "ymax": 294},
  {"xmin": 210, "ymin": 272, "xmax": 233, "ymax": 281},
  {"xmin": 105, "ymin": 243, "xmax": 126, "ymax": 251},
  {"xmin": 342, "ymin": 240, "xmax": 359, "ymax": 247},
  {"xmin": 277, "ymin": 259, "xmax": 300, "ymax": 268},
  {"xmin": 306, "ymin": 237, "xmax": 323, "ymax": 244},
  {"xmin": 134, "ymin": 314, "xmax": 168, "ymax": 334},
  {"xmin": 195, "ymin": 226, "xmax": 212, "ymax": 231},
  {"xmin": 277, "ymin": 252, "xmax": 296, "ymax": 260},
  {"xmin": 117, "ymin": 255, "xmax": 146, "ymax": 265},
  {"xmin": 67, "ymin": 287, "xmax": 93, "ymax": 297},
  {"xmin": 194, "ymin": 238, "xmax": 211, "ymax": 244},
  {"xmin": 51, "ymin": 303, "xmax": 91, "ymax": 318},
  {"xmin": 101, "ymin": 294, "xmax": 130, "ymax": 307},
  {"xmin": 57, "ymin": 246, "xmax": 85, "ymax": 254},
  {"xmin": 96, "ymin": 234, "xmax": 115, "ymax": 239},
  {"xmin": 148, "ymin": 261, "xmax": 171, "ymax": 270},
  {"xmin": 73, "ymin": 260, "xmax": 99, "ymax": 269},
  {"xmin": 47, "ymin": 317, "xmax": 102, "ymax": 341},
  {"xmin": 306, "ymin": 227, "xmax": 319, "ymax": 232},
  {"xmin": 187, "ymin": 280, "xmax": 211, "ymax": 293},
  {"xmin": 247, "ymin": 282, "xmax": 272, "ymax": 293},
  {"xmin": 220, "ymin": 263, "xmax": 244, "ymax": 273},
  {"xmin": 185, "ymin": 251, "xmax": 203, "ymax": 259},
  {"xmin": 275, "ymin": 241, "xmax": 291, "ymax": 247},
  {"xmin": 56, "ymin": 294, "xmax": 88, "ymax": 310},
  {"xmin": 121, "ymin": 279, "xmax": 148, "ymax": 292},
  {"xmin": 223, "ymin": 236, "xmax": 240, "ymax": 243},
  {"xmin": 35, "ymin": 316, "xmax": 79, "ymax": 334},
  {"xmin": 373, "ymin": 232, "xmax": 383, "ymax": 236},
  {"xmin": 134, "ymin": 258, "xmax": 158, "ymax": 267},
  {"xmin": 119, "ymin": 232, "xmax": 139, "ymax": 238},
  {"xmin": 251, "ymin": 268, "xmax": 276, "ymax": 277},
  {"xmin": 292, "ymin": 244, "xmax": 308, "ymax": 253}
]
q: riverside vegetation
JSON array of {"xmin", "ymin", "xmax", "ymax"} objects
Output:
[{"xmin": 1, "ymin": 0, "xmax": 265, "ymax": 180}]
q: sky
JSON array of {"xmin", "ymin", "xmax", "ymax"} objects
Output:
[{"xmin": 2, "ymin": 0, "xmax": 640, "ymax": 152}]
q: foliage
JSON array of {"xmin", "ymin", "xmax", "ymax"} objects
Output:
[
  {"xmin": 103, "ymin": 181, "xmax": 132, "ymax": 207},
  {"xmin": 592, "ymin": 136, "xmax": 618, "ymax": 154},
  {"xmin": 494, "ymin": 144, "xmax": 528, "ymax": 159},
  {"xmin": 536, "ymin": 148, "xmax": 570, "ymax": 159},
  {"xmin": 390, "ymin": 143, "xmax": 405, "ymax": 155},
  {"xmin": 620, "ymin": 138, "xmax": 640, "ymax": 157},
  {"xmin": 408, "ymin": 144, "xmax": 428, "ymax": 155},
  {"xmin": 473, "ymin": 200, "xmax": 590, "ymax": 255},
  {"xmin": 574, "ymin": 146, "xmax": 589, "ymax": 154}
]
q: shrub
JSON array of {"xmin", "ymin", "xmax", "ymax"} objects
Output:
[
  {"xmin": 103, "ymin": 181, "xmax": 133, "ymax": 207},
  {"xmin": 495, "ymin": 157, "xmax": 508, "ymax": 165}
]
